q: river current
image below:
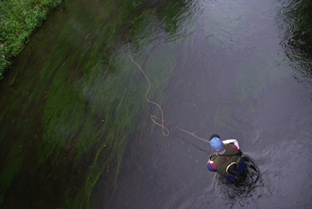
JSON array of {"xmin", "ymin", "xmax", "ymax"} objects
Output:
[{"xmin": 1, "ymin": 0, "xmax": 312, "ymax": 208}]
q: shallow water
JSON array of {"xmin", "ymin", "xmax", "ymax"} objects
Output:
[
  {"xmin": 108, "ymin": 0, "xmax": 312, "ymax": 208},
  {"xmin": 1, "ymin": 0, "xmax": 312, "ymax": 208}
]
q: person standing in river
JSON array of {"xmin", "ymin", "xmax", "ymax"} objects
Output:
[{"xmin": 207, "ymin": 134, "xmax": 245, "ymax": 181}]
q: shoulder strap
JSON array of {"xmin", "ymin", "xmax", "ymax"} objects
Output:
[
  {"xmin": 220, "ymin": 151, "xmax": 242, "ymax": 157},
  {"xmin": 219, "ymin": 144, "xmax": 242, "ymax": 156}
]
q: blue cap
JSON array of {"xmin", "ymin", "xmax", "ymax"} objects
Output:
[{"xmin": 210, "ymin": 137, "xmax": 224, "ymax": 152}]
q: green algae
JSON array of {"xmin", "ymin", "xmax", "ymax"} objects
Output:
[
  {"xmin": 214, "ymin": 106, "xmax": 240, "ymax": 132},
  {"xmin": 0, "ymin": 0, "xmax": 187, "ymax": 208},
  {"xmin": 235, "ymin": 52, "xmax": 283, "ymax": 104},
  {"xmin": 0, "ymin": 144, "xmax": 23, "ymax": 205}
]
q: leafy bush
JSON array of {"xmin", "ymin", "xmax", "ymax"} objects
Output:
[{"xmin": 0, "ymin": 0, "xmax": 63, "ymax": 80}]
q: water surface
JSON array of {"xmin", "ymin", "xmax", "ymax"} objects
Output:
[{"xmin": 1, "ymin": 0, "xmax": 312, "ymax": 208}]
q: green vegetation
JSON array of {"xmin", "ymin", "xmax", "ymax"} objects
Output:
[
  {"xmin": 0, "ymin": 0, "xmax": 63, "ymax": 79},
  {"xmin": 0, "ymin": 0, "xmax": 187, "ymax": 208}
]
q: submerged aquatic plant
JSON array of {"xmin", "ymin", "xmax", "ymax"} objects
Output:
[{"xmin": 0, "ymin": 0, "xmax": 189, "ymax": 208}]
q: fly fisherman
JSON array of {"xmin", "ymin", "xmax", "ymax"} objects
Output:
[{"xmin": 207, "ymin": 134, "xmax": 245, "ymax": 181}]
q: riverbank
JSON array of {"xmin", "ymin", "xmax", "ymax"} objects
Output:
[{"xmin": 0, "ymin": 0, "xmax": 63, "ymax": 80}]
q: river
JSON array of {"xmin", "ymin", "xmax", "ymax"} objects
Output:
[{"xmin": 1, "ymin": 0, "xmax": 312, "ymax": 208}]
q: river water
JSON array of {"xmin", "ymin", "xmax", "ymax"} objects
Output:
[{"xmin": 1, "ymin": 0, "xmax": 312, "ymax": 208}]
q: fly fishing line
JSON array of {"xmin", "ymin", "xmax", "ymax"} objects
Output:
[{"xmin": 128, "ymin": 43, "xmax": 209, "ymax": 144}]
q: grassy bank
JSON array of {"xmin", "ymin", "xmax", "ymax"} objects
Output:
[{"xmin": 0, "ymin": 0, "xmax": 63, "ymax": 80}]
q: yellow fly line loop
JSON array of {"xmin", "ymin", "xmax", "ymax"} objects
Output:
[{"xmin": 128, "ymin": 43, "xmax": 209, "ymax": 144}]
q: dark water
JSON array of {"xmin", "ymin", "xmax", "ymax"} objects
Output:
[{"xmin": 1, "ymin": 0, "xmax": 312, "ymax": 208}]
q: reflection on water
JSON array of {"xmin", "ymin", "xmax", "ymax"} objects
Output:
[{"xmin": 278, "ymin": 0, "xmax": 312, "ymax": 85}]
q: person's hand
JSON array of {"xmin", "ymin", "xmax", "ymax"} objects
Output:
[
  {"xmin": 238, "ymin": 150, "xmax": 243, "ymax": 156},
  {"xmin": 209, "ymin": 154, "xmax": 216, "ymax": 160}
]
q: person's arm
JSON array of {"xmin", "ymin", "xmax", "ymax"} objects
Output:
[
  {"xmin": 223, "ymin": 139, "xmax": 240, "ymax": 150},
  {"xmin": 207, "ymin": 159, "xmax": 217, "ymax": 172}
]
